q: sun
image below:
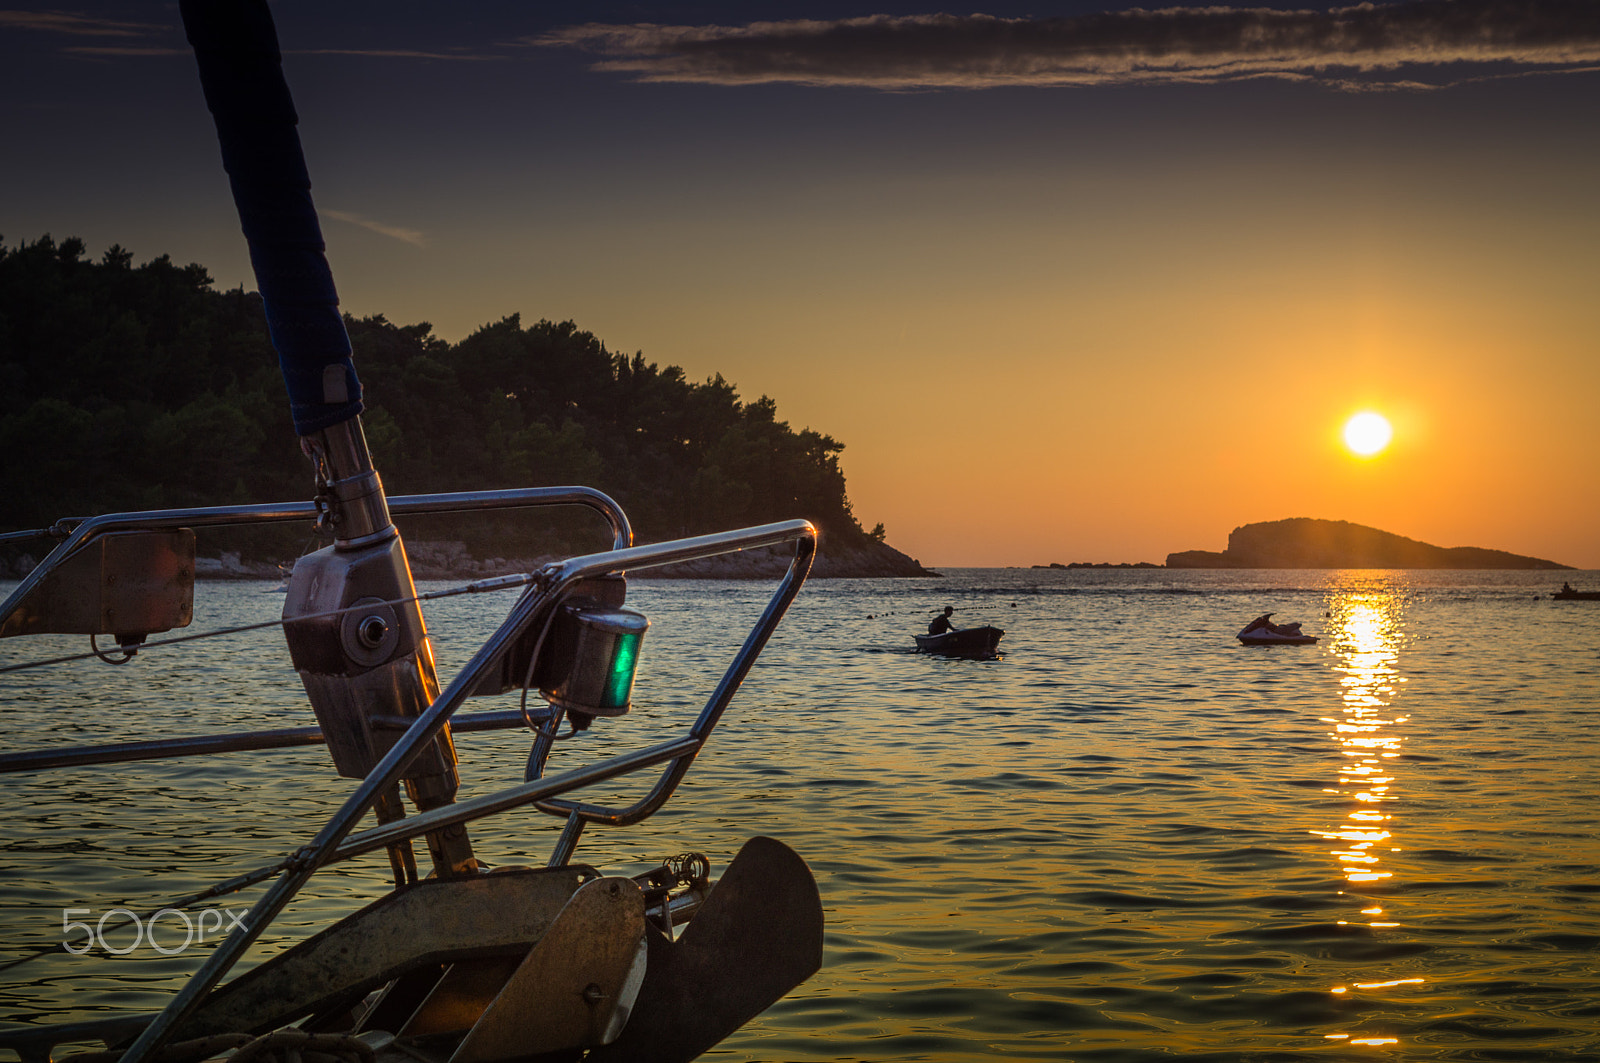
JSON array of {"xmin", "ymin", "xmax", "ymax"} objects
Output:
[{"xmin": 1343, "ymin": 411, "xmax": 1392, "ymax": 457}]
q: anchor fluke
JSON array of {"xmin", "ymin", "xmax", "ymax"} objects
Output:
[{"xmin": 585, "ymin": 836, "xmax": 824, "ymax": 1063}]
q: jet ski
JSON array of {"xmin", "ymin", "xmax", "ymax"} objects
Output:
[{"xmin": 1237, "ymin": 613, "xmax": 1318, "ymax": 645}]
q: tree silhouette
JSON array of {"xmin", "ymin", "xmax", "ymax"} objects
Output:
[{"xmin": 1, "ymin": 237, "xmax": 876, "ymax": 561}]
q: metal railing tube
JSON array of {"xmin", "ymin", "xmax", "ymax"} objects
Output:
[
  {"xmin": 532, "ymin": 530, "xmax": 816, "ymax": 827},
  {"xmin": 0, "ymin": 487, "xmax": 631, "ymax": 634},
  {"xmin": 387, "ymin": 487, "xmax": 632, "ymax": 551},
  {"xmin": 0, "ymin": 710, "xmax": 534, "ymax": 775},
  {"xmin": 0, "ymin": 726, "xmax": 328, "ymax": 774},
  {"xmin": 536, "ymin": 519, "xmax": 809, "ymax": 578},
  {"xmin": 0, "ymin": 500, "xmax": 319, "ymax": 630},
  {"xmin": 331, "ymin": 737, "xmax": 702, "ymax": 863}
]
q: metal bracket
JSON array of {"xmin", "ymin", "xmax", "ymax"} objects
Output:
[
  {"xmin": 0, "ymin": 529, "xmax": 193, "ymax": 640},
  {"xmin": 451, "ymin": 877, "xmax": 648, "ymax": 1060}
]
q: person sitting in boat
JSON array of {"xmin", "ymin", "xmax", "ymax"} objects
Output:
[
  {"xmin": 1562, "ymin": 582, "xmax": 1574, "ymax": 594},
  {"xmin": 928, "ymin": 606, "xmax": 957, "ymax": 636}
]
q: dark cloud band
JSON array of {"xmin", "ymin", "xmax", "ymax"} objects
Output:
[{"xmin": 537, "ymin": 1, "xmax": 1600, "ymax": 90}]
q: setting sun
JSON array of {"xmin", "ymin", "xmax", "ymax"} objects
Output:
[{"xmin": 1343, "ymin": 412, "xmax": 1393, "ymax": 457}]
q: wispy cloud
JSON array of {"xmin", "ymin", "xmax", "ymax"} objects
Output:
[
  {"xmin": 3, "ymin": 11, "xmax": 496, "ymax": 62},
  {"xmin": 536, "ymin": 1, "xmax": 1600, "ymax": 91},
  {"xmin": 290, "ymin": 48, "xmax": 498, "ymax": 62},
  {"xmin": 63, "ymin": 45, "xmax": 187, "ymax": 57},
  {"xmin": 0, "ymin": 9, "xmax": 164, "ymax": 36},
  {"xmin": 322, "ymin": 210, "xmax": 429, "ymax": 248}
]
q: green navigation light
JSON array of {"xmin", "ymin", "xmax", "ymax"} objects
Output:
[
  {"xmin": 601, "ymin": 629, "xmax": 642, "ymax": 712},
  {"xmin": 540, "ymin": 604, "xmax": 649, "ymax": 718}
]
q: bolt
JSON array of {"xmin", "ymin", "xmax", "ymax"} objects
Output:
[{"xmin": 358, "ymin": 615, "xmax": 388, "ymax": 648}]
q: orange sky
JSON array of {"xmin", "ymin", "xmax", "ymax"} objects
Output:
[
  {"xmin": 331, "ymin": 127, "xmax": 1596, "ymax": 568},
  {"xmin": 7, "ymin": 3, "xmax": 1598, "ymax": 567}
]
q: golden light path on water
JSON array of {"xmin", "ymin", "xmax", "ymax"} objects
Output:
[{"xmin": 1316, "ymin": 590, "xmax": 1416, "ymax": 1049}]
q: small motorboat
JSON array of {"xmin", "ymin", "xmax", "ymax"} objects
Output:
[
  {"xmin": 915, "ymin": 626, "xmax": 1005, "ymax": 657},
  {"xmin": 1237, "ymin": 613, "xmax": 1318, "ymax": 646},
  {"xmin": 1553, "ymin": 584, "xmax": 1600, "ymax": 600}
]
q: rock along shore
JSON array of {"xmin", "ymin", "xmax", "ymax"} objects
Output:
[{"xmin": 177, "ymin": 536, "xmax": 935, "ymax": 582}]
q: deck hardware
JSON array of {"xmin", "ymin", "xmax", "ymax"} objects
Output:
[
  {"xmin": 0, "ymin": 528, "xmax": 194, "ymax": 640},
  {"xmin": 358, "ymin": 615, "xmax": 389, "ymax": 648},
  {"xmin": 540, "ymin": 604, "xmax": 649, "ymax": 723},
  {"xmin": 1, "ymin": 519, "xmax": 818, "ymax": 1063},
  {"xmin": 448, "ymin": 877, "xmax": 648, "ymax": 1060}
]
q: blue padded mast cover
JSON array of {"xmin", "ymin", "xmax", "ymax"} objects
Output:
[{"xmin": 181, "ymin": 0, "xmax": 362, "ymax": 436}]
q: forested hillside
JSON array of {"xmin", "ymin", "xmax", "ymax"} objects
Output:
[{"xmin": 0, "ymin": 236, "xmax": 889, "ymax": 563}]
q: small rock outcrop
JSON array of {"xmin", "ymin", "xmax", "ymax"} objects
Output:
[
  {"xmin": 635, "ymin": 536, "xmax": 931, "ymax": 579},
  {"xmin": 400, "ymin": 534, "xmax": 932, "ymax": 580},
  {"xmin": 193, "ymin": 551, "xmax": 280, "ymax": 579}
]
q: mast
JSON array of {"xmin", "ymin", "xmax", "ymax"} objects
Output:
[{"xmin": 181, "ymin": 0, "xmax": 473, "ymax": 878}]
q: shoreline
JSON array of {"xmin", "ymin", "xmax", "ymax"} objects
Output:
[{"xmin": 183, "ymin": 537, "xmax": 936, "ymax": 582}]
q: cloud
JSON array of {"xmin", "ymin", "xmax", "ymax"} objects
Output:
[
  {"xmin": 2, "ymin": 11, "xmax": 495, "ymax": 62},
  {"xmin": 63, "ymin": 46, "xmax": 188, "ymax": 57},
  {"xmin": 0, "ymin": 9, "xmax": 164, "ymax": 37},
  {"xmin": 535, "ymin": 1, "xmax": 1600, "ymax": 91},
  {"xmin": 290, "ymin": 48, "xmax": 498, "ymax": 62},
  {"xmin": 321, "ymin": 210, "xmax": 429, "ymax": 248}
]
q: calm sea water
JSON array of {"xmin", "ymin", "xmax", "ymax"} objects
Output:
[{"xmin": 2, "ymin": 567, "xmax": 1597, "ymax": 1061}]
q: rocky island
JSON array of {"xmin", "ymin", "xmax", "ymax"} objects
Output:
[{"xmin": 1166, "ymin": 518, "xmax": 1570, "ymax": 570}]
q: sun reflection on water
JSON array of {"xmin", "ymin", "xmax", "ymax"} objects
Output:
[
  {"xmin": 1315, "ymin": 594, "xmax": 1407, "ymax": 888},
  {"xmin": 1314, "ymin": 589, "xmax": 1424, "ymax": 1045}
]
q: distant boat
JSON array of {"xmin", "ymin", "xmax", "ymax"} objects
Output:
[
  {"xmin": 1237, "ymin": 613, "xmax": 1318, "ymax": 646},
  {"xmin": 1553, "ymin": 585, "xmax": 1600, "ymax": 601},
  {"xmin": 915, "ymin": 626, "xmax": 1004, "ymax": 658}
]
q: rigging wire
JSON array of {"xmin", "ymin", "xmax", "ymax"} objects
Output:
[
  {"xmin": 0, "ymin": 526, "xmax": 57, "ymax": 545},
  {"xmin": 0, "ymin": 572, "xmax": 543, "ymax": 676},
  {"xmin": 0, "ymin": 517, "xmax": 82, "ymax": 544}
]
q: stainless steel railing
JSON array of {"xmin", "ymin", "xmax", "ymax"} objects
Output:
[
  {"xmin": 2, "ymin": 502, "xmax": 816, "ymax": 1063},
  {"xmin": 0, "ymin": 485, "xmax": 634, "ymax": 633}
]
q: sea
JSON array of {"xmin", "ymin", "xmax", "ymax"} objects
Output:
[{"xmin": 1, "ymin": 567, "xmax": 1597, "ymax": 1062}]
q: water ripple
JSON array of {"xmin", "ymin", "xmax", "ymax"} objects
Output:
[{"xmin": 1, "ymin": 569, "xmax": 1597, "ymax": 1059}]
